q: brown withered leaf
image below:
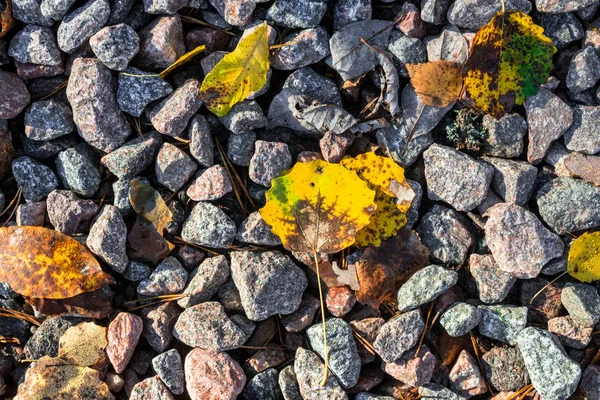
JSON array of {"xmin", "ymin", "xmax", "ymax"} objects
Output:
[
  {"xmin": 0, "ymin": 226, "xmax": 115, "ymax": 299},
  {"xmin": 127, "ymin": 217, "xmax": 174, "ymax": 264},
  {"xmin": 406, "ymin": 60, "xmax": 463, "ymax": 107},
  {"xmin": 0, "ymin": 129, "xmax": 14, "ymax": 175},
  {"xmin": 355, "ymin": 228, "xmax": 429, "ymax": 308},
  {"xmin": 58, "ymin": 322, "xmax": 108, "ymax": 368},
  {"xmin": 0, "ymin": 0, "xmax": 15, "ymax": 39},
  {"xmin": 563, "ymin": 152, "xmax": 600, "ymax": 186},
  {"xmin": 307, "ymin": 261, "xmax": 360, "ymax": 290},
  {"xmin": 27, "ymin": 286, "xmax": 113, "ymax": 319},
  {"xmin": 436, "ymin": 329, "xmax": 471, "ymax": 366},
  {"xmin": 129, "ymin": 178, "xmax": 172, "ymax": 234}
]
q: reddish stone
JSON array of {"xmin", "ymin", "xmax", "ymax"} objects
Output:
[
  {"xmin": 16, "ymin": 61, "xmax": 64, "ymax": 80},
  {"xmin": 185, "ymin": 348, "xmax": 246, "ymax": 400},
  {"xmin": 548, "ymin": 315, "xmax": 593, "ymax": 349},
  {"xmin": 141, "ymin": 302, "xmax": 180, "ymax": 353},
  {"xmin": 0, "ymin": 71, "xmax": 30, "ymax": 119},
  {"xmin": 105, "ymin": 372, "xmax": 124, "ymax": 393},
  {"xmin": 106, "ymin": 312, "xmax": 143, "ymax": 374},
  {"xmin": 449, "ymin": 350, "xmax": 488, "ymax": 398},
  {"xmin": 382, "ymin": 345, "xmax": 436, "ymax": 386},
  {"xmin": 281, "ymin": 294, "xmax": 320, "ymax": 333},
  {"xmin": 245, "ymin": 344, "xmax": 287, "ymax": 375},
  {"xmin": 326, "ymin": 286, "xmax": 356, "ymax": 317},
  {"xmin": 135, "ymin": 15, "xmax": 185, "ymax": 70},
  {"xmin": 130, "ymin": 376, "xmax": 174, "ymax": 400},
  {"xmin": 396, "ymin": 3, "xmax": 427, "ymax": 39}
]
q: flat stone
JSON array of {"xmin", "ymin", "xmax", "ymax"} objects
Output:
[
  {"xmin": 148, "ymin": 79, "xmax": 203, "ymax": 137},
  {"xmin": 484, "ymin": 203, "xmax": 563, "ymax": 279},
  {"xmin": 478, "ymin": 305, "xmax": 528, "ymax": 345},
  {"xmin": 448, "ymin": 0, "xmax": 531, "ymax": 30},
  {"xmin": 117, "ymin": 67, "xmax": 173, "ymax": 117},
  {"xmin": 517, "ymin": 327, "xmax": 581, "ymax": 400},
  {"xmin": 219, "ymin": 100, "xmax": 267, "ymax": 134},
  {"xmin": 152, "ymin": 349, "xmax": 184, "ymax": 395},
  {"xmin": 373, "ymin": 309, "xmax": 424, "ymax": 363},
  {"xmin": 106, "ymin": 312, "xmax": 143, "ymax": 374},
  {"xmin": 481, "ymin": 346, "xmax": 530, "ymax": 392},
  {"xmin": 440, "ymin": 302, "xmax": 481, "ymax": 337},
  {"xmin": 55, "ymin": 145, "xmax": 101, "ymax": 197},
  {"xmin": 283, "ymin": 67, "xmax": 342, "ymax": 106},
  {"xmin": 561, "ymin": 282, "xmax": 600, "ymax": 327},
  {"xmin": 266, "ymin": 0, "xmax": 326, "ymax": 28},
  {"xmin": 8, "ymin": 25, "xmax": 62, "ymax": 66},
  {"xmin": 423, "ymin": 144, "xmax": 493, "ymax": 211},
  {"xmin": 230, "ymin": 251, "xmax": 307, "ymax": 321},
  {"xmin": 101, "ymin": 132, "xmax": 162, "ymax": 180},
  {"xmin": 185, "ymin": 348, "xmax": 246, "ymax": 400},
  {"xmin": 90, "ymin": 23, "xmax": 140, "ymax": 71},
  {"xmin": 469, "ymin": 254, "xmax": 516, "ymax": 304},
  {"xmin": 181, "ymin": 201, "xmax": 237, "ymax": 248},
  {"xmin": 87, "ymin": 204, "xmax": 129, "ymax": 273},
  {"xmin": 294, "ymin": 347, "xmax": 347, "ymax": 400},
  {"xmin": 381, "ymin": 344, "xmax": 435, "ymax": 386},
  {"xmin": 449, "ymin": 350, "xmax": 488, "ymax": 398},
  {"xmin": 396, "ymin": 265, "xmax": 458, "ymax": 312},
  {"xmin": 57, "ymin": 0, "xmax": 110, "ymax": 53},
  {"xmin": 177, "ymin": 255, "xmax": 230, "ymax": 308},
  {"xmin": 46, "ymin": 190, "xmax": 97, "ymax": 234},
  {"xmin": 563, "ymin": 105, "xmax": 600, "ymax": 154},
  {"xmin": 155, "ymin": 142, "xmax": 197, "ymax": 192},
  {"xmin": 12, "ymin": 156, "xmax": 58, "ymax": 202},
  {"xmin": 306, "ymin": 318, "xmax": 361, "ymax": 388}
]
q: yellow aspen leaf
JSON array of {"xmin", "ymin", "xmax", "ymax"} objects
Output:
[
  {"xmin": 0, "ymin": 226, "xmax": 115, "ymax": 299},
  {"xmin": 568, "ymin": 232, "xmax": 600, "ymax": 283},
  {"xmin": 15, "ymin": 357, "xmax": 114, "ymax": 400},
  {"xmin": 340, "ymin": 152, "xmax": 415, "ymax": 247},
  {"xmin": 200, "ymin": 22, "xmax": 270, "ymax": 117},
  {"xmin": 463, "ymin": 11, "xmax": 556, "ymax": 118},
  {"xmin": 129, "ymin": 178, "xmax": 172, "ymax": 234},
  {"xmin": 259, "ymin": 160, "xmax": 376, "ymax": 254},
  {"xmin": 406, "ymin": 60, "xmax": 463, "ymax": 107},
  {"xmin": 57, "ymin": 322, "xmax": 108, "ymax": 367}
]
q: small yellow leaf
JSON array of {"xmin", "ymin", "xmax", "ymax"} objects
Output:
[
  {"xmin": 0, "ymin": 226, "xmax": 115, "ymax": 299},
  {"xmin": 406, "ymin": 60, "xmax": 463, "ymax": 107},
  {"xmin": 57, "ymin": 322, "xmax": 108, "ymax": 367},
  {"xmin": 568, "ymin": 232, "xmax": 600, "ymax": 283},
  {"xmin": 340, "ymin": 152, "xmax": 415, "ymax": 247},
  {"xmin": 201, "ymin": 22, "xmax": 270, "ymax": 117}
]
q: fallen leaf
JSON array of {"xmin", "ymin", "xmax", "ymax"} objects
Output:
[
  {"xmin": 367, "ymin": 51, "xmax": 401, "ymax": 118},
  {"xmin": 200, "ymin": 22, "xmax": 270, "ymax": 116},
  {"xmin": 563, "ymin": 152, "xmax": 600, "ymax": 186},
  {"xmin": 129, "ymin": 178, "xmax": 172, "ymax": 235},
  {"xmin": 341, "ymin": 152, "xmax": 415, "ymax": 247},
  {"xmin": 406, "ymin": 60, "xmax": 463, "ymax": 107},
  {"xmin": 0, "ymin": 0, "xmax": 15, "ymax": 39},
  {"xmin": 27, "ymin": 287, "xmax": 113, "ymax": 319},
  {"xmin": 0, "ymin": 226, "xmax": 114, "ymax": 299},
  {"xmin": 356, "ymin": 228, "xmax": 429, "ymax": 308},
  {"xmin": 436, "ymin": 329, "xmax": 471, "ymax": 366},
  {"xmin": 0, "ymin": 129, "xmax": 14, "ymax": 175},
  {"xmin": 57, "ymin": 322, "xmax": 108, "ymax": 368},
  {"xmin": 159, "ymin": 45, "xmax": 206, "ymax": 79},
  {"xmin": 306, "ymin": 261, "xmax": 360, "ymax": 290},
  {"xmin": 14, "ymin": 357, "xmax": 114, "ymax": 400},
  {"xmin": 463, "ymin": 11, "xmax": 556, "ymax": 118},
  {"xmin": 127, "ymin": 217, "xmax": 174, "ymax": 264},
  {"xmin": 568, "ymin": 232, "xmax": 600, "ymax": 283},
  {"xmin": 259, "ymin": 160, "xmax": 376, "ymax": 254}
]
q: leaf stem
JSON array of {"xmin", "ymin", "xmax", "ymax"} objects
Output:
[{"xmin": 313, "ymin": 250, "xmax": 330, "ymax": 386}]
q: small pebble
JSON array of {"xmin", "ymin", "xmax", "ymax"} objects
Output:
[
  {"xmin": 440, "ymin": 302, "xmax": 481, "ymax": 337},
  {"xmin": 326, "ymin": 286, "xmax": 356, "ymax": 317},
  {"xmin": 373, "ymin": 309, "xmax": 424, "ymax": 363},
  {"xmin": 89, "ymin": 23, "xmax": 140, "ymax": 71},
  {"xmin": 12, "ymin": 156, "xmax": 58, "ymax": 202},
  {"xmin": 236, "ymin": 211, "xmax": 282, "ymax": 246},
  {"xmin": 155, "ymin": 142, "xmax": 197, "ymax": 192},
  {"xmin": 46, "ymin": 190, "xmax": 97, "ymax": 234},
  {"xmin": 469, "ymin": 254, "xmax": 516, "ymax": 304},
  {"xmin": 449, "ymin": 350, "xmax": 488, "ymax": 398},
  {"xmin": 396, "ymin": 265, "xmax": 458, "ymax": 312},
  {"xmin": 561, "ymin": 282, "xmax": 600, "ymax": 327},
  {"xmin": 148, "ymin": 79, "xmax": 203, "ymax": 137},
  {"xmin": 106, "ymin": 312, "xmax": 143, "ymax": 374},
  {"xmin": 185, "ymin": 348, "xmax": 246, "ymax": 400},
  {"xmin": 137, "ymin": 257, "xmax": 188, "ymax": 297},
  {"xmin": 481, "ymin": 346, "xmax": 530, "ymax": 392},
  {"xmin": 187, "ymin": 165, "xmax": 232, "ymax": 201},
  {"xmin": 0, "ymin": 71, "xmax": 30, "ymax": 119},
  {"xmin": 100, "ymin": 132, "xmax": 162, "ymax": 180},
  {"xmin": 181, "ymin": 201, "xmax": 237, "ymax": 248},
  {"xmin": 478, "ymin": 305, "xmax": 528, "ymax": 345},
  {"xmin": 55, "ymin": 145, "xmax": 100, "ymax": 197},
  {"xmin": 580, "ymin": 364, "xmax": 600, "ymax": 400},
  {"xmin": 141, "ymin": 302, "xmax": 180, "ymax": 353},
  {"xmin": 188, "ymin": 115, "xmax": 214, "ymax": 167},
  {"xmin": 86, "ymin": 204, "xmax": 129, "ymax": 273},
  {"xmin": 57, "ymin": 0, "xmax": 110, "ymax": 53},
  {"xmin": 281, "ymin": 294, "xmax": 320, "ymax": 333},
  {"xmin": 152, "ymin": 349, "xmax": 185, "ymax": 395},
  {"xmin": 117, "ymin": 67, "xmax": 173, "ymax": 117},
  {"xmin": 177, "ymin": 255, "xmax": 230, "ymax": 308},
  {"xmin": 134, "ymin": 15, "xmax": 185, "ymax": 69},
  {"xmin": 381, "ymin": 344, "xmax": 435, "ymax": 387}
]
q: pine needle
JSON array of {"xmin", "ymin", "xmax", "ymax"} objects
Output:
[
  {"xmin": 0, "ymin": 308, "xmax": 43, "ymax": 326},
  {"xmin": 39, "ymin": 81, "xmax": 68, "ymax": 101},
  {"xmin": 159, "ymin": 45, "xmax": 206, "ymax": 79},
  {"xmin": 529, "ymin": 271, "xmax": 567, "ymax": 304},
  {"xmin": 180, "ymin": 15, "xmax": 235, "ymax": 35},
  {"xmin": 0, "ymin": 336, "xmax": 19, "ymax": 344},
  {"xmin": 415, "ymin": 301, "xmax": 435, "ymax": 357},
  {"xmin": 124, "ymin": 293, "xmax": 188, "ymax": 311},
  {"xmin": 470, "ymin": 331, "xmax": 493, "ymax": 396}
]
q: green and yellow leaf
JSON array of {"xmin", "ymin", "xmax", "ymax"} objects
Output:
[
  {"xmin": 463, "ymin": 11, "xmax": 556, "ymax": 118},
  {"xmin": 200, "ymin": 22, "xmax": 270, "ymax": 117},
  {"xmin": 568, "ymin": 232, "xmax": 600, "ymax": 283}
]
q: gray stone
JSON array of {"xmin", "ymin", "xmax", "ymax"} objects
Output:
[
  {"xmin": 209, "ymin": 0, "xmax": 254, "ymax": 26},
  {"xmin": 236, "ymin": 211, "xmax": 281, "ymax": 246},
  {"xmin": 561, "ymin": 282, "xmax": 600, "ymax": 327},
  {"xmin": 481, "ymin": 156, "xmax": 538, "ymax": 205},
  {"xmin": 524, "ymin": 88, "xmax": 573, "ymax": 164},
  {"xmin": 147, "ymin": 79, "xmax": 203, "ymax": 137},
  {"xmin": 249, "ymin": 140, "xmax": 292, "ymax": 187},
  {"xmin": 563, "ymin": 105, "xmax": 600, "ymax": 154},
  {"xmin": 418, "ymin": 384, "xmax": 466, "ymax": 400},
  {"xmin": 230, "ymin": 250, "xmax": 307, "ymax": 321},
  {"xmin": 24, "ymin": 316, "xmax": 82, "ymax": 359},
  {"xmin": 227, "ymin": 131, "xmax": 255, "ymax": 167},
  {"xmin": 152, "ymin": 349, "xmax": 184, "ymax": 395},
  {"xmin": 469, "ymin": 254, "xmax": 516, "ymax": 304},
  {"xmin": 567, "ymin": 46, "xmax": 600, "ymax": 93},
  {"xmin": 66, "ymin": 58, "xmax": 131, "ymax": 153},
  {"xmin": 112, "ymin": 176, "xmax": 149, "ymax": 215},
  {"xmin": 56, "ymin": 145, "xmax": 101, "ymax": 197},
  {"xmin": 188, "ymin": 115, "xmax": 214, "ymax": 168},
  {"xmin": 355, "ymin": 394, "xmax": 396, "ymax": 400},
  {"xmin": 24, "ymin": 100, "xmax": 73, "ymax": 141},
  {"xmin": 536, "ymin": 0, "xmax": 597, "ymax": 12},
  {"xmin": 123, "ymin": 261, "xmax": 152, "ymax": 281},
  {"xmin": 41, "ymin": 0, "xmax": 77, "ymax": 20},
  {"xmin": 271, "ymin": 27, "xmax": 330, "ymax": 70},
  {"xmin": 141, "ymin": 302, "xmax": 179, "ymax": 353},
  {"xmin": 306, "ymin": 318, "xmax": 361, "ymax": 388},
  {"xmin": 144, "ymin": 0, "xmax": 188, "ymax": 14},
  {"xmin": 266, "ymin": 0, "xmax": 326, "ymax": 28},
  {"xmin": 279, "ymin": 366, "xmax": 302, "ymax": 400},
  {"xmin": 13, "ymin": 0, "xmax": 54, "ymax": 26},
  {"xmin": 242, "ymin": 368, "xmax": 282, "ymax": 400},
  {"xmin": 448, "ymin": 0, "xmax": 532, "ymax": 30},
  {"xmin": 536, "ymin": 177, "xmax": 600, "ymax": 234},
  {"xmin": 137, "ymin": 257, "xmax": 188, "ymax": 297},
  {"xmin": 101, "ymin": 132, "xmax": 161, "ymax": 181},
  {"xmin": 535, "ymin": 12, "xmax": 584, "ymax": 49},
  {"xmin": 421, "ymin": 0, "xmax": 452, "ymax": 24},
  {"xmin": 177, "ymin": 255, "xmax": 230, "ymax": 308},
  {"xmin": 117, "ymin": 67, "xmax": 173, "ymax": 117},
  {"xmin": 17, "ymin": 201, "xmax": 47, "ymax": 226},
  {"xmin": 187, "ymin": 165, "xmax": 232, "ymax": 201},
  {"xmin": 87, "ymin": 204, "xmax": 128, "ymax": 272},
  {"xmin": 181, "ymin": 202, "xmax": 237, "ymax": 249},
  {"xmin": 155, "ymin": 142, "xmax": 197, "ymax": 192},
  {"xmin": 396, "ymin": 265, "xmax": 458, "ymax": 312},
  {"xmin": 423, "ymin": 144, "xmax": 494, "ymax": 211},
  {"xmin": 283, "ymin": 67, "xmax": 342, "ymax": 106},
  {"xmin": 134, "ymin": 15, "xmax": 185, "ymax": 70},
  {"xmin": 0, "ymin": 72, "xmax": 29, "ymax": 119},
  {"xmin": 8, "ymin": 25, "xmax": 61, "ymax": 65},
  {"xmin": 12, "ymin": 156, "xmax": 58, "ymax": 202},
  {"xmin": 173, "ymin": 301, "xmax": 247, "ymax": 350},
  {"xmin": 481, "ymin": 346, "xmax": 529, "ymax": 392},
  {"xmin": 517, "ymin": 327, "xmax": 581, "ymax": 400},
  {"xmin": 334, "ymin": 0, "xmax": 371, "ymax": 30},
  {"xmin": 580, "ymin": 365, "xmax": 600, "ymax": 400},
  {"xmin": 406, "ymin": 179, "xmax": 423, "ymax": 228},
  {"xmin": 424, "ymin": 25, "xmax": 469, "ymax": 64},
  {"xmin": 107, "ymin": 0, "xmax": 134, "ymax": 23},
  {"xmin": 280, "ymin": 294, "xmax": 320, "ymax": 333},
  {"xmin": 482, "ymin": 114, "xmax": 528, "ymax": 158},
  {"xmin": 479, "ymin": 305, "xmax": 528, "ymax": 345},
  {"xmin": 373, "ymin": 309, "xmax": 424, "ymax": 363},
  {"xmin": 416, "ymin": 205, "xmax": 474, "ymax": 265},
  {"xmin": 46, "ymin": 190, "xmax": 97, "ymax": 234},
  {"xmin": 219, "ymin": 100, "xmax": 267, "ymax": 134},
  {"xmin": 387, "ymin": 31, "xmax": 427, "ymax": 77},
  {"xmin": 440, "ymin": 302, "xmax": 481, "ymax": 337},
  {"xmin": 294, "ymin": 348, "xmax": 347, "ymax": 400},
  {"xmin": 57, "ymin": 0, "xmax": 110, "ymax": 53},
  {"xmin": 90, "ymin": 24, "xmax": 140, "ymax": 71},
  {"xmin": 485, "ymin": 203, "xmax": 564, "ymax": 278}
]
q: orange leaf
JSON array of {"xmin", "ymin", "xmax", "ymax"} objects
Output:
[
  {"xmin": 406, "ymin": 60, "xmax": 463, "ymax": 107},
  {"xmin": 0, "ymin": 0, "xmax": 15, "ymax": 39},
  {"xmin": 355, "ymin": 228, "xmax": 429, "ymax": 308},
  {"xmin": 563, "ymin": 152, "xmax": 600, "ymax": 186},
  {"xmin": 0, "ymin": 226, "xmax": 115, "ymax": 299}
]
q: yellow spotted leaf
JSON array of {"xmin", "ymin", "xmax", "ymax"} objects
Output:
[
  {"xmin": 406, "ymin": 60, "xmax": 463, "ymax": 107},
  {"xmin": 0, "ymin": 226, "xmax": 115, "ymax": 299},
  {"xmin": 14, "ymin": 357, "xmax": 114, "ymax": 400},
  {"xmin": 341, "ymin": 152, "xmax": 415, "ymax": 247},
  {"xmin": 200, "ymin": 22, "xmax": 270, "ymax": 117},
  {"xmin": 58, "ymin": 322, "xmax": 108, "ymax": 367},
  {"xmin": 463, "ymin": 11, "xmax": 556, "ymax": 118},
  {"xmin": 259, "ymin": 160, "xmax": 376, "ymax": 254},
  {"xmin": 568, "ymin": 232, "xmax": 600, "ymax": 283}
]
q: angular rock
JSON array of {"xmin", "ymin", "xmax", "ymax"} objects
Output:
[
  {"xmin": 481, "ymin": 346, "xmax": 530, "ymax": 392},
  {"xmin": 55, "ymin": 145, "xmax": 101, "ymax": 197},
  {"xmin": 117, "ymin": 67, "xmax": 173, "ymax": 117},
  {"xmin": 421, "ymin": 0, "xmax": 452, "ymax": 24},
  {"xmin": 230, "ymin": 251, "xmax": 307, "ymax": 321},
  {"xmin": 419, "ymin": 384, "xmax": 466, "ymax": 400},
  {"xmin": 396, "ymin": 265, "xmax": 458, "ymax": 312},
  {"xmin": 219, "ymin": 100, "xmax": 267, "ymax": 134},
  {"xmin": 535, "ymin": 12, "xmax": 584, "ymax": 49},
  {"xmin": 249, "ymin": 140, "xmax": 292, "ymax": 187},
  {"xmin": 469, "ymin": 254, "xmax": 516, "ymax": 304},
  {"xmin": 242, "ymin": 368, "xmax": 282, "ymax": 400},
  {"xmin": 130, "ymin": 376, "xmax": 174, "ymax": 400},
  {"xmin": 280, "ymin": 295, "xmax": 320, "ymax": 333},
  {"xmin": 100, "ymin": 132, "xmax": 162, "ymax": 180},
  {"xmin": 181, "ymin": 202, "xmax": 237, "ymax": 248},
  {"xmin": 141, "ymin": 302, "xmax": 180, "ymax": 353},
  {"xmin": 0, "ymin": 71, "xmax": 30, "ymax": 119},
  {"xmin": 266, "ymin": 0, "xmax": 326, "ymax": 28},
  {"xmin": 106, "ymin": 312, "xmax": 143, "ymax": 374},
  {"xmin": 152, "ymin": 349, "xmax": 184, "ymax": 395},
  {"xmin": 279, "ymin": 365, "xmax": 302, "ymax": 400},
  {"xmin": 236, "ymin": 211, "xmax": 281, "ymax": 246},
  {"xmin": 448, "ymin": 0, "xmax": 532, "ymax": 30},
  {"xmin": 185, "ymin": 348, "xmax": 246, "ymax": 400},
  {"xmin": 90, "ymin": 24, "xmax": 140, "ymax": 71},
  {"xmin": 561, "ymin": 282, "xmax": 600, "ymax": 327},
  {"xmin": 41, "ymin": 0, "xmax": 78, "ymax": 20},
  {"xmin": 177, "ymin": 255, "xmax": 230, "ymax": 308},
  {"xmin": 481, "ymin": 156, "xmax": 537, "ymax": 205},
  {"xmin": 57, "ymin": 0, "xmax": 110, "ymax": 53},
  {"xmin": 440, "ymin": 302, "xmax": 481, "ymax": 337},
  {"xmin": 87, "ymin": 204, "xmax": 129, "ymax": 272},
  {"xmin": 24, "ymin": 316, "xmax": 81, "ymax": 359},
  {"xmin": 271, "ymin": 27, "xmax": 330, "ymax": 70},
  {"xmin": 137, "ymin": 257, "xmax": 188, "ymax": 297},
  {"xmin": 326, "ymin": 286, "xmax": 356, "ymax": 317},
  {"xmin": 548, "ymin": 315, "xmax": 593, "ymax": 349},
  {"xmin": 283, "ymin": 67, "xmax": 342, "ymax": 106},
  {"xmin": 188, "ymin": 115, "xmax": 214, "ymax": 167},
  {"xmin": 580, "ymin": 365, "xmax": 600, "ymax": 400},
  {"xmin": 334, "ymin": 0, "xmax": 371, "ymax": 30},
  {"xmin": 148, "ymin": 79, "xmax": 203, "ymax": 137},
  {"xmin": 294, "ymin": 347, "xmax": 347, "ymax": 400},
  {"xmin": 449, "ymin": 350, "xmax": 487, "ymax": 398},
  {"xmin": 12, "ymin": 156, "xmax": 58, "ymax": 202},
  {"xmin": 482, "ymin": 114, "xmax": 527, "ymax": 158},
  {"xmin": 8, "ymin": 25, "xmax": 62, "ymax": 66},
  {"xmin": 123, "ymin": 261, "xmax": 152, "ymax": 282},
  {"xmin": 135, "ymin": 15, "xmax": 185, "ymax": 70},
  {"xmin": 145, "ymin": 0, "xmax": 188, "ymax": 14},
  {"xmin": 396, "ymin": 3, "xmax": 427, "ymax": 38},
  {"xmin": 563, "ymin": 105, "xmax": 600, "ymax": 154},
  {"xmin": 478, "ymin": 305, "xmax": 528, "ymax": 345},
  {"xmin": 17, "ymin": 201, "xmax": 47, "ymax": 226},
  {"xmin": 46, "ymin": 190, "xmax": 97, "ymax": 234},
  {"xmin": 567, "ymin": 45, "xmax": 600, "ymax": 93},
  {"xmin": 381, "ymin": 344, "xmax": 435, "ymax": 386},
  {"xmin": 155, "ymin": 142, "xmax": 197, "ymax": 192},
  {"xmin": 13, "ymin": 0, "xmax": 54, "ymax": 26},
  {"xmin": 373, "ymin": 309, "xmax": 424, "ymax": 363}
]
